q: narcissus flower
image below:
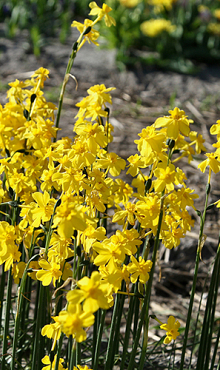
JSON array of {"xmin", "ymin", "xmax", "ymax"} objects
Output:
[
  {"xmin": 95, "ymin": 151, "xmax": 126, "ymax": 176},
  {"xmin": 36, "ymin": 259, "xmax": 62, "ymax": 286},
  {"xmin": 153, "ymin": 162, "xmax": 177, "ymax": 193},
  {"xmin": 160, "ymin": 315, "xmax": 180, "ymax": 344},
  {"xmin": 126, "ymin": 154, "xmax": 147, "ymax": 177},
  {"xmin": 89, "ymin": 2, "xmax": 116, "ymax": 27},
  {"xmin": 148, "ymin": 0, "xmax": 176, "ymax": 12},
  {"xmin": 0, "ymin": 243, "xmax": 21, "ymax": 271},
  {"xmin": 41, "ymin": 355, "xmax": 65, "ymax": 370},
  {"xmin": 41, "ymin": 321, "xmax": 62, "ymax": 351},
  {"xmin": 12, "ymin": 261, "xmax": 26, "ymax": 284},
  {"xmin": 71, "ymin": 19, "xmax": 100, "ymax": 47},
  {"xmin": 53, "ymin": 304, "xmax": 94, "ymax": 342},
  {"xmin": 134, "ymin": 126, "xmax": 166, "ymax": 159},
  {"xmin": 198, "ymin": 153, "xmax": 220, "ymax": 174},
  {"xmin": 141, "ymin": 19, "xmax": 176, "ymax": 38},
  {"xmin": 31, "ymin": 67, "xmax": 50, "ymax": 88},
  {"xmin": 67, "ymin": 271, "xmax": 113, "ymax": 312},
  {"xmin": 154, "ymin": 107, "xmax": 192, "ymax": 139},
  {"xmin": 119, "ymin": 0, "xmax": 141, "ymax": 8},
  {"xmin": 31, "ymin": 191, "xmax": 56, "ymax": 228},
  {"xmin": 189, "ymin": 131, "xmax": 206, "ymax": 154},
  {"xmin": 127, "ymin": 256, "xmax": 152, "ymax": 284}
]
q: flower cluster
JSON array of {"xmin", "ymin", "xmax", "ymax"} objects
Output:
[
  {"xmin": 1, "ymin": 66, "xmax": 202, "ymax": 353},
  {"xmin": 6, "ymin": 2, "xmax": 220, "ymax": 368},
  {"xmin": 141, "ymin": 18, "xmax": 176, "ymax": 37}
]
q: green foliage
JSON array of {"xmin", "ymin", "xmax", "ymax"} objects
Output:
[
  {"xmin": 97, "ymin": 0, "xmax": 220, "ymax": 73},
  {"xmin": 0, "ymin": 0, "xmax": 91, "ymax": 55}
]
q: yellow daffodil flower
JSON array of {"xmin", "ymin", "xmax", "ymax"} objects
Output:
[
  {"xmin": 127, "ymin": 256, "xmax": 152, "ymax": 284},
  {"xmin": 89, "ymin": 2, "xmax": 116, "ymax": 27},
  {"xmin": 160, "ymin": 315, "xmax": 181, "ymax": 344},
  {"xmin": 67, "ymin": 271, "xmax": 113, "ymax": 312}
]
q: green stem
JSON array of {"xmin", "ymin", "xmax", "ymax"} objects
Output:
[
  {"xmin": 104, "ymin": 293, "xmax": 121, "ymax": 370},
  {"xmin": 120, "ymin": 286, "xmax": 135, "ymax": 370},
  {"xmin": 210, "ymin": 319, "xmax": 220, "ymax": 370},
  {"xmin": 139, "ymin": 314, "xmax": 149, "ymax": 369},
  {"xmin": 11, "ymin": 255, "xmax": 39, "ymax": 370},
  {"xmin": 127, "ymin": 197, "xmax": 164, "ymax": 370},
  {"xmin": 111, "ymin": 286, "xmax": 126, "ymax": 368},
  {"xmin": 92, "ymin": 311, "xmax": 98, "ymax": 367},
  {"xmin": 180, "ymin": 181, "xmax": 210, "ymax": 370},
  {"xmin": 2, "ymin": 267, "xmax": 13, "ymax": 370},
  {"xmin": 0, "ymin": 264, "xmax": 6, "ymax": 337},
  {"xmin": 31, "ymin": 283, "xmax": 46, "ymax": 370},
  {"xmin": 67, "ymin": 336, "xmax": 73, "ymax": 368},
  {"xmin": 76, "ymin": 342, "xmax": 81, "ymax": 367},
  {"xmin": 188, "ymin": 258, "xmax": 214, "ymax": 369},
  {"xmin": 54, "ymin": 26, "xmax": 91, "ymax": 135},
  {"xmin": 54, "ymin": 333, "xmax": 64, "ymax": 370},
  {"xmin": 132, "ymin": 283, "xmax": 140, "ymax": 342},
  {"xmin": 93, "ymin": 310, "xmax": 106, "ymax": 370},
  {"xmin": 197, "ymin": 244, "xmax": 220, "ymax": 370},
  {"xmin": 69, "ymin": 340, "xmax": 76, "ymax": 370}
]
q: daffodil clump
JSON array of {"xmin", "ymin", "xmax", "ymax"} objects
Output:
[{"xmin": 1, "ymin": 2, "xmax": 220, "ymax": 370}]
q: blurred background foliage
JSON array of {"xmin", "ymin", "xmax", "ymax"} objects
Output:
[
  {"xmin": 0, "ymin": 0, "xmax": 91, "ymax": 55},
  {"xmin": 98, "ymin": 0, "xmax": 220, "ymax": 73},
  {"xmin": 1, "ymin": 0, "xmax": 220, "ymax": 73}
]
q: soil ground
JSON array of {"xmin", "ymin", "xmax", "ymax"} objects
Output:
[{"xmin": 0, "ymin": 23, "xmax": 220, "ymax": 369}]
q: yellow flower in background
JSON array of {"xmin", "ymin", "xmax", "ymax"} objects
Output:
[
  {"xmin": 148, "ymin": 0, "xmax": 177, "ymax": 12},
  {"xmin": 207, "ymin": 23, "xmax": 220, "ymax": 35},
  {"xmin": 89, "ymin": 2, "xmax": 116, "ymax": 27},
  {"xmin": 160, "ymin": 315, "xmax": 180, "ymax": 344},
  {"xmin": 113, "ymin": 178, "xmax": 134, "ymax": 205},
  {"xmin": 198, "ymin": 5, "xmax": 209, "ymax": 13},
  {"xmin": 93, "ymin": 238, "xmax": 126, "ymax": 272},
  {"xmin": 213, "ymin": 8, "xmax": 220, "ymax": 20},
  {"xmin": 141, "ymin": 19, "xmax": 176, "ymax": 38},
  {"xmin": 119, "ymin": 0, "xmax": 141, "ymax": 8},
  {"xmin": 27, "ymin": 261, "xmax": 40, "ymax": 280}
]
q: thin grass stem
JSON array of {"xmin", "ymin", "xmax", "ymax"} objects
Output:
[
  {"xmin": 180, "ymin": 179, "xmax": 210, "ymax": 370},
  {"xmin": 1, "ymin": 267, "xmax": 13, "ymax": 370}
]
